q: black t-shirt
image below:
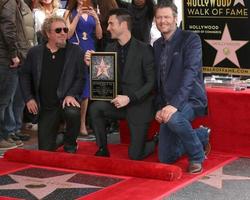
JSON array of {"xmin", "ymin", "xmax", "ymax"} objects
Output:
[{"xmin": 39, "ymin": 46, "xmax": 65, "ymax": 109}]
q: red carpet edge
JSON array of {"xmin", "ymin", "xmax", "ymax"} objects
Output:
[{"xmin": 3, "ymin": 149, "xmax": 182, "ymax": 181}]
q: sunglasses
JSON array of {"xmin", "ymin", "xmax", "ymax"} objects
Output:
[{"xmin": 54, "ymin": 27, "xmax": 69, "ymax": 34}]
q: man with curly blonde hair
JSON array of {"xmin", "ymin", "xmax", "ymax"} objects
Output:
[{"xmin": 19, "ymin": 16, "xmax": 86, "ymax": 153}]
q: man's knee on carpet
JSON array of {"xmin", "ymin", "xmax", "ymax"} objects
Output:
[
  {"xmin": 39, "ymin": 139, "xmax": 57, "ymax": 151},
  {"xmin": 63, "ymin": 105, "xmax": 81, "ymax": 121},
  {"xmin": 159, "ymin": 154, "xmax": 179, "ymax": 164},
  {"xmin": 128, "ymin": 148, "xmax": 144, "ymax": 160}
]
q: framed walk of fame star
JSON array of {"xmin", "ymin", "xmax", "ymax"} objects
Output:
[{"xmin": 90, "ymin": 52, "xmax": 117, "ymax": 100}]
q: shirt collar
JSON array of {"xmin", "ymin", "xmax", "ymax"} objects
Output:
[
  {"xmin": 160, "ymin": 28, "xmax": 178, "ymax": 46},
  {"xmin": 117, "ymin": 38, "xmax": 132, "ymax": 50}
]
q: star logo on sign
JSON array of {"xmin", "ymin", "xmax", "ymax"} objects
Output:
[
  {"xmin": 199, "ymin": 168, "xmax": 250, "ymax": 189},
  {"xmin": 96, "ymin": 57, "xmax": 110, "ymax": 78},
  {"xmin": 205, "ymin": 24, "xmax": 248, "ymax": 67},
  {"xmin": 234, "ymin": 0, "xmax": 245, "ymax": 6},
  {"xmin": 0, "ymin": 173, "xmax": 101, "ymax": 199}
]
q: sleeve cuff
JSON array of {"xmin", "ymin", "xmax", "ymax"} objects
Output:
[{"xmin": 127, "ymin": 93, "xmax": 137, "ymax": 103}]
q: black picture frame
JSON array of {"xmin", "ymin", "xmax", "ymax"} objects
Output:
[{"xmin": 90, "ymin": 52, "xmax": 117, "ymax": 100}]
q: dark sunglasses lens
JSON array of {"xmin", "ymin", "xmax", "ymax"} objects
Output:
[
  {"xmin": 55, "ymin": 28, "xmax": 62, "ymax": 33},
  {"xmin": 55, "ymin": 27, "xmax": 69, "ymax": 33},
  {"xmin": 63, "ymin": 27, "xmax": 69, "ymax": 33}
]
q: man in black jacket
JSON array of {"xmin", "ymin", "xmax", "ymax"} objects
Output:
[
  {"xmin": 85, "ymin": 9, "xmax": 157, "ymax": 160},
  {"xmin": 19, "ymin": 16, "xmax": 86, "ymax": 153},
  {"xmin": 0, "ymin": 0, "xmax": 30, "ymax": 150}
]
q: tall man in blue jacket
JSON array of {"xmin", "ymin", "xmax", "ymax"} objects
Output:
[
  {"xmin": 153, "ymin": 1, "xmax": 210, "ymax": 174},
  {"xmin": 19, "ymin": 16, "xmax": 85, "ymax": 153}
]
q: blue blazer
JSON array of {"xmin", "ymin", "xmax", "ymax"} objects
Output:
[{"xmin": 153, "ymin": 28, "xmax": 207, "ymax": 116}]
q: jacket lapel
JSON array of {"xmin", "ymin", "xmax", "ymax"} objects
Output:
[
  {"xmin": 164, "ymin": 44, "xmax": 174, "ymax": 78},
  {"xmin": 122, "ymin": 38, "xmax": 137, "ymax": 81},
  {"xmin": 36, "ymin": 45, "xmax": 44, "ymax": 90},
  {"xmin": 61, "ymin": 44, "xmax": 72, "ymax": 78},
  {"xmin": 58, "ymin": 44, "xmax": 73, "ymax": 91},
  {"xmin": 162, "ymin": 28, "xmax": 182, "ymax": 79}
]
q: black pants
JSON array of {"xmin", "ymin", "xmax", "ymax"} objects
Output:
[
  {"xmin": 89, "ymin": 101, "xmax": 155, "ymax": 160},
  {"xmin": 38, "ymin": 106, "xmax": 80, "ymax": 151}
]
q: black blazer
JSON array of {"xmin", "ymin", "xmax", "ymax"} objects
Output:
[
  {"xmin": 106, "ymin": 37, "xmax": 155, "ymax": 124},
  {"xmin": 19, "ymin": 43, "xmax": 86, "ymax": 106}
]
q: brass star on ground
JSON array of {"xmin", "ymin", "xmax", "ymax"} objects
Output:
[
  {"xmin": 199, "ymin": 168, "xmax": 250, "ymax": 189},
  {"xmin": 0, "ymin": 173, "xmax": 101, "ymax": 199},
  {"xmin": 205, "ymin": 24, "xmax": 248, "ymax": 67}
]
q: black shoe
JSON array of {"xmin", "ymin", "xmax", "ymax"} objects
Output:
[
  {"xmin": 64, "ymin": 144, "xmax": 78, "ymax": 153},
  {"xmin": 95, "ymin": 147, "xmax": 110, "ymax": 157},
  {"xmin": 153, "ymin": 132, "xmax": 159, "ymax": 144},
  {"xmin": 15, "ymin": 132, "xmax": 30, "ymax": 141}
]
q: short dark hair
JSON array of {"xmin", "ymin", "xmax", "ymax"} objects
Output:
[
  {"xmin": 108, "ymin": 8, "xmax": 132, "ymax": 31},
  {"xmin": 155, "ymin": 0, "xmax": 178, "ymax": 17}
]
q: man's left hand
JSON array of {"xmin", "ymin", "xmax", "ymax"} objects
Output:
[
  {"xmin": 62, "ymin": 96, "xmax": 80, "ymax": 108},
  {"xmin": 161, "ymin": 105, "xmax": 177, "ymax": 123},
  {"xmin": 111, "ymin": 95, "xmax": 130, "ymax": 108}
]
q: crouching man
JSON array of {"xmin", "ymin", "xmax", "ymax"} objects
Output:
[{"xmin": 19, "ymin": 16, "xmax": 86, "ymax": 153}]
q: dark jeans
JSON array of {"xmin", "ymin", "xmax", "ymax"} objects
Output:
[
  {"xmin": 89, "ymin": 101, "xmax": 155, "ymax": 160},
  {"xmin": 0, "ymin": 67, "xmax": 18, "ymax": 139},
  {"xmin": 158, "ymin": 103, "xmax": 208, "ymax": 164},
  {"xmin": 3, "ymin": 82, "xmax": 25, "ymax": 134},
  {"xmin": 38, "ymin": 105, "xmax": 80, "ymax": 151}
]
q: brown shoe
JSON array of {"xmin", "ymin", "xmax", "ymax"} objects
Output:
[
  {"xmin": 188, "ymin": 163, "xmax": 203, "ymax": 174},
  {"xmin": 0, "ymin": 139, "xmax": 18, "ymax": 151},
  {"xmin": 6, "ymin": 137, "xmax": 23, "ymax": 147},
  {"xmin": 200, "ymin": 125, "xmax": 211, "ymax": 157},
  {"xmin": 204, "ymin": 143, "xmax": 211, "ymax": 157}
]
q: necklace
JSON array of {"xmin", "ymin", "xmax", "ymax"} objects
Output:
[
  {"xmin": 47, "ymin": 44, "xmax": 57, "ymax": 59},
  {"xmin": 45, "ymin": 9, "xmax": 53, "ymax": 17}
]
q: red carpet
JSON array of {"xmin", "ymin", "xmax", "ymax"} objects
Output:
[
  {"xmin": 4, "ymin": 148, "xmax": 182, "ymax": 181},
  {"xmin": 0, "ymin": 142, "xmax": 237, "ymax": 200}
]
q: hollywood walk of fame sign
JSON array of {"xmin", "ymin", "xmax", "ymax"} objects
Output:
[
  {"xmin": 183, "ymin": 0, "xmax": 250, "ymax": 76},
  {"xmin": 90, "ymin": 52, "xmax": 117, "ymax": 100}
]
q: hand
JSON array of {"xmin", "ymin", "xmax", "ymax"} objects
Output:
[
  {"xmin": 62, "ymin": 96, "xmax": 80, "ymax": 108},
  {"xmin": 10, "ymin": 56, "xmax": 20, "ymax": 68},
  {"xmin": 111, "ymin": 95, "xmax": 130, "ymax": 108},
  {"xmin": 77, "ymin": 6, "xmax": 87, "ymax": 15},
  {"xmin": 26, "ymin": 99, "xmax": 38, "ymax": 114},
  {"xmin": 161, "ymin": 105, "xmax": 177, "ymax": 123},
  {"xmin": 84, "ymin": 50, "xmax": 95, "ymax": 66},
  {"xmin": 87, "ymin": 7, "xmax": 99, "ymax": 20},
  {"xmin": 155, "ymin": 110, "xmax": 163, "ymax": 123}
]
